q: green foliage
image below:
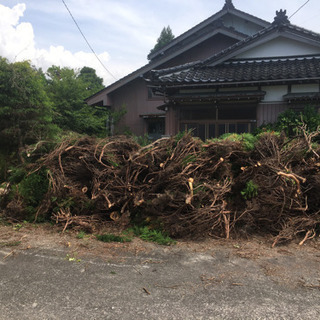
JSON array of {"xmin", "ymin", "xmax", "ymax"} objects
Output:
[
  {"xmin": 96, "ymin": 233, "xmax": 132, "ymax": 243},
  {"xmin": 7, "ymin": 167, "xmax": 27, "ymax": 184},
  {"xmin": 45, "ymin": 65, "xmax": 108, "ymax": 137},
  {"xmin": 182, "ymin": 154, "xmax": 197, "ymax": 167},
  {"xmin": 270, "ymin": 106, "xmax": 320, "ymax": 136},
  {"xmin": 78, "ymin": 66, "xmax": 104, "ymax": 96},
  {"xmin": 18, "ymin": 168, "xmax": 49, "ymax": 207},
  {"xmin": 241, "ymin": 180, "xmax": 258, "ymax": 200},
  {"xmin": 0, "ymin": 153, "xmax": 8, "ymax": 182},
  {"xmin": 220, "ymin": 133, "xmax": 257, "ymax": 151},
  {"xmin": 133, "ymin": 134, "xmax": 151, "ymax": 147},
  {"xmin": 276, "ymin": 109, "xmax": 302, "ymax": 136},
  {"xmin": 149, "ymin": 26, "xmax": 175, "ymax": 58},
  {"xmin": 52, "ymin": 197, "xmax": 75, "ymax": 213},
  {"xmin": 0, "ymin": 57, "xmax": 59, "ymax": 159},
  {"xmin": 77, "ymin": 231, "xmax": 87, "ymax": 239},
  {"xmin": 129, "ymin": 226, "xmax": 176, "ymax": 246},
  {"xmin": 174, "ymin": 130, "xmax": 193, "ymax": 143}
]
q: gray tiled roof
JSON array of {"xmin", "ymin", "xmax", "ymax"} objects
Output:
[{"xmin": 153, "ymin": 56, "xmax": 320, "ymax": 85}]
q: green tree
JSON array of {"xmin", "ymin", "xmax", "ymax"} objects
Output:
[
  {"xmin": 78, "ymin": 66, "xmax": 104, "ymax": 96},
  {"xmin": 0, "ymin": 57, "xmax": 58, "ymax": 162},
  {"xmin": 148, "ymin": 26, "xmax": 175, "ymax": 58},
  {"xmin": 46, "ymin": 65, "xmax": 107, "ymax": 136}
]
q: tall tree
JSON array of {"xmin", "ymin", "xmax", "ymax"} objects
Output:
[
  {"xmin": 46, "ymin": 65, "xmax": 107, "ymax": 136},
  {"xmin": 0, "ymin": 57, "xmax": 58, "ymax": 161},
  {"xmin": 78, "ymin": 66, "xmax": 104, "ymax": 97},
  {"xmin": 148, "ymin": 26, "xmax": 175, "ymax": 59}
]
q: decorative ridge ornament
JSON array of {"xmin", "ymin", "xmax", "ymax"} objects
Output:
[
  {"xmin": 272, "ymin": 9, "xmax": 290, "ymax": 25},
  {"xmin": 223, "ymin": 0, "xmax": 235, "ymax": 10}
]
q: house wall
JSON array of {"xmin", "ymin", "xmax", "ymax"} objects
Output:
[
  {"xmin": 256, "ymin": 83, "xmax": 320, "ymax": 126},
  {"xmin": 237, "ymin": 37, "xmax": 320, "ymax": 58},
  {"xmin": 261, "ymin": 85, "xmax": 288, "ymax": 102},
  {"xmin": 223, "ymin": 14, "xmax": 266, "ymax": 36},
  {"xmin": 291, "ymin": 84, "xmax": 319, "ymax": 93},
  {"xmin": 257, "ymin": 103, "xmax": 287, "ymax": 126},
  {"xmin": 110, "ymin": 77, "xmax": 164, "ymax": 136},
  {"xmin": 165, "ymin": 105, "xmax": 179, "ymax": 136},
  {"xmin": 164, "ymin": 34, "xmax": 238, "ymax": 68}
]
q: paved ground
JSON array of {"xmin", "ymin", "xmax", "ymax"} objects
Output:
[{"xmin": 0, "ymin": 224, "xmax": 320, "ymax": 319}]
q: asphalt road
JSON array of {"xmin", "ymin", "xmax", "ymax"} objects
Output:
[{"xmin": 1, "ymin": 241, "xmax": 320, "ymax": 320}]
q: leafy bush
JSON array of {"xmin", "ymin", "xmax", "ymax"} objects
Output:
[
  {"xmin": 19, "ymin": 168, "xmax": 49, "ymax": 207},
  {"xmin": 275, "ymin": 106, "xmax": 320, "ymax": 136}
]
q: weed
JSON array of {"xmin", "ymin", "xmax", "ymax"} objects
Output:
[
  {"xmin": 77, "ymin": 231, "xmax": 86, "ymax": 239},
  {"xmin": 129, "ymin": 226, "xmax": 176, "ymax": 246},
  {"xmin": 241, "ymin": 180, "xmax": 258, "ymax": 200},
  {"xmin": 133, "ymin": 134, "xmax": 151, "ymax": 147}
]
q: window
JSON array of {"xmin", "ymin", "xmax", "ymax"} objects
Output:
[
  {"xmin": 179, "ymin": 103, "xmax": 256, "ymax": 140},
  {"xmin": 147, "ymin": 118, "xmax": 165, "ymax": 140}
]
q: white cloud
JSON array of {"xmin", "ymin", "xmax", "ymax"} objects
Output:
[{"xmin": 0, "ymin": 3, "xmax": 134, "ymax": 85}]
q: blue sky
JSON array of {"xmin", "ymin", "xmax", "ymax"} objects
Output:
[{"xmin": 0, "ymin": 0, "xmax": 319, "ymax": 85}]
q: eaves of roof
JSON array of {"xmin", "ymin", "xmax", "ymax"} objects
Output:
[
  {"xmin": 85, "ymin": 26, "xmax": 249, "ymax": 103},
  {"xmin": 153, "ymin": 55, "xmax": 320, "ymax": 87}
]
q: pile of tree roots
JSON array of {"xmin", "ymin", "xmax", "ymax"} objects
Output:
[{"xmin": 3, "ymin": 131, "xmax": 320, "ymax": 246}]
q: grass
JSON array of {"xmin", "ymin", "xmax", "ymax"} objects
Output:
[
  {"xmin": 129, "ymin": 225, "xmax": 176, "ymax": 246},
  {"xmin": 95, "ymin": 226, "xmax": 176, "ymax": 246}
]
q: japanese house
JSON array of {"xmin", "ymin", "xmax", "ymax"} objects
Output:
[{"xmin": 86, "ymin": 0, "xmax": 320, "ymax": 139}]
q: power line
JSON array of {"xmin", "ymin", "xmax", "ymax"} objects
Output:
[
  {"xmin": 61, "ymin": 0, "xmax": 117, "ymax": 81},
  {"xmin": 289, "ymin": 0, "xmax": 311, "ymax": 19}
]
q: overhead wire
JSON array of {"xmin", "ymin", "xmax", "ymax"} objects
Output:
[
  {"xmin": 61, "ymin": 0, "xmax": 117, "ymax": 81},
  {"xmin": 289, "ymin": 0, "xmax": 311, "ymax": 19}
]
